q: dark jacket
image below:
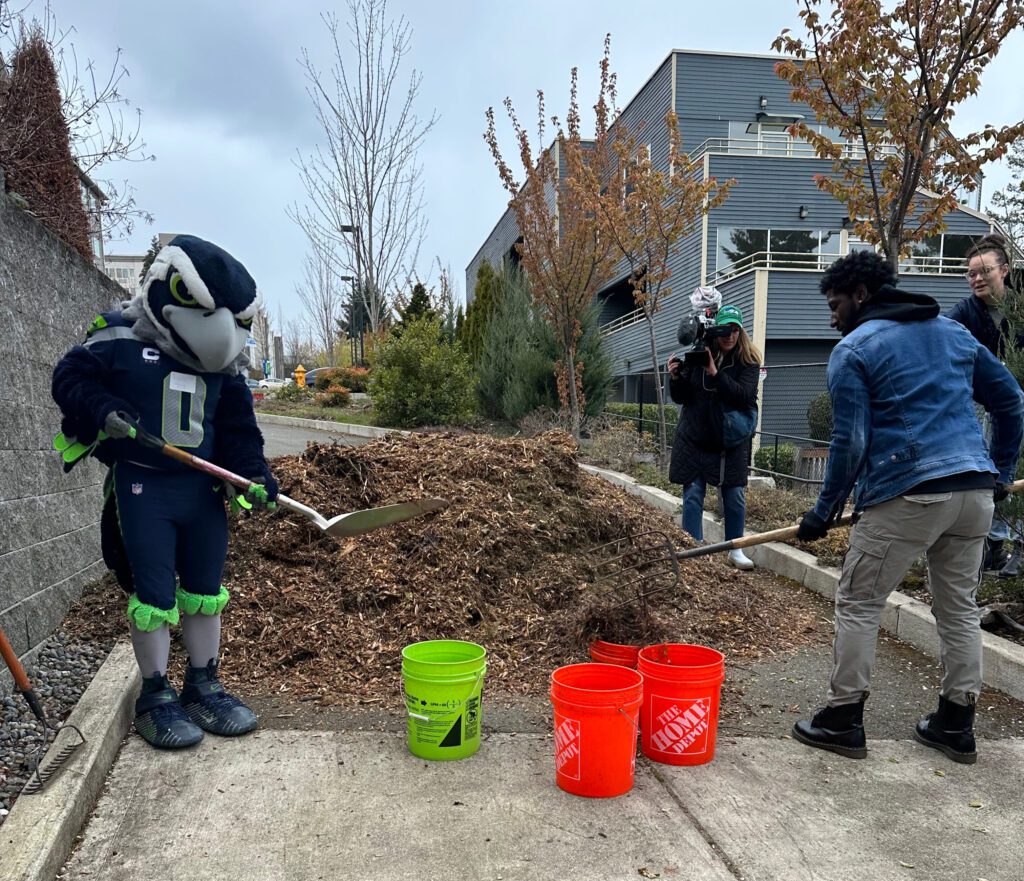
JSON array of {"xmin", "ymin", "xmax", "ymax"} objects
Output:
[
  {"xmin": 668, "ymin": 351, "xmax": 759, "ymax": 488},
  {"xmin": 946, "ymin": 290, "xmax": 1024, "ymax": 359}
]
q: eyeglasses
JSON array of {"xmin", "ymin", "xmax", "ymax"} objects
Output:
[{"xmin": 965, "ymin": 264, "xmax": 1006, "ymax": 280}]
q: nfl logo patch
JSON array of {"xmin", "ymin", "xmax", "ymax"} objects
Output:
[{"xmin": 131, "ymin": 483, "xmax": 143, "ymax": 495}]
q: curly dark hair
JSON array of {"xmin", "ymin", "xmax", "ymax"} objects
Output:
[
  {"xmin": 819, "ymin": 250, "xmax": 897, "ymax": 297},
  {"xmin": 966, "ymin": 233, "xmax": 1010, "ymax": 266}
]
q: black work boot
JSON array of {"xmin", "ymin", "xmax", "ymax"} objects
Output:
[
  {"xmin": 984, "ymin": 538, "xmax": 1009, "ymax": 573},
  {"xmin": 180, "ymin": 658, "xmax": 259, "ymax": 736},
  {"xmin": 998, "ymin": 541, "xmax": 1023, "ymax": 579},
  {"xmin": 134, "ymin": 673, "xmax": 204, "ymax": 750},
  {"xmin": 793, "ymin": 700, "xmax": 867, "ymax": 759},
  {"xmin": 914, "ymin": 695, "xmax": 977, "ymax": 765}
]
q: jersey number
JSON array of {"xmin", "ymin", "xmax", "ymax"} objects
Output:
[{"xmin": 162, "ymin": 375, "xmax": 207, "ymax": 447}]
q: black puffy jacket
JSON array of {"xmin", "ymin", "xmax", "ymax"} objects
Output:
[{"xmin": 667, "ymin": 352, "xmax": 759, "ymax": 488}]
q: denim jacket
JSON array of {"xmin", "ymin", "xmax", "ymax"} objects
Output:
[{"xmin": 813, "ymin": 291, "xmax": 1024, "ymax": 522}]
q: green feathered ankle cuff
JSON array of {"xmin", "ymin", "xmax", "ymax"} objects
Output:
[
  {"xmin": 176, "ymin": 584, "xmax": 230, "ymax": 616},
  {"xmin": 127, "ymin": 595, "xmax": 180, "ymax": 631}
]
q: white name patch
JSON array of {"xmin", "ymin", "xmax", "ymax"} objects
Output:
[{"xmin": 169, "ymin": 372, "xmax": 198, "ymax": 394}]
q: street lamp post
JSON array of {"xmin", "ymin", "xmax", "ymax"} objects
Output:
[
  {"xmin": 339, "ymin": 223, "xmax": 363, "ymax": 365},
  {"xmin": 339, "ymin": 275, "xmax": 355, "ymax": 365}
]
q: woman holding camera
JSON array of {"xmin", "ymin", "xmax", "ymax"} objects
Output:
[{"xmin": 668, "ymin": 305, "xmax": 762, "ymax": 569}]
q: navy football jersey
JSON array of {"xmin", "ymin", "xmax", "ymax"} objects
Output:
[{"xmin": 82, "ymin": 311, "xmax": 226, "ymax": 470}]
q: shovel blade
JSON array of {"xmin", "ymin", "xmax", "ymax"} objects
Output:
[{"xmin": 322, "ymin": 498, "xmax": 449, "ymax": 538}]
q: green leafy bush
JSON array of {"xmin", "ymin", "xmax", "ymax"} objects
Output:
[
  {"xmin": 316, "ymin": 385, "xmax": 351, "ymax": 408},
  {"xmin": 369, "ymin": 317, "xmax": 475, "ymax": 427},
  {"xmin": 336, "ymin": 366, "xmax": 370, "ymax": 392},
  {"xmin": 273, "ymin": 383, "xmax": 313, "ymax": 403},
  {"xmin": 753, "ymin": 442, "xmax": 797, "ymax": 476},
  {"xmin": 806, "ymin": 392, "xmax": 833, "ymax": 445}
]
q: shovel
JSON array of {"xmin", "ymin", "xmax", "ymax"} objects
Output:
[
  {"xmin": 0, "ymin": 624, "xmax": 86, "ymax": 794},
  {"xmin": 676, "ymin": 478, "xmax": 1024, "ymax": 562},
  {"xmin": 127, "ymin": 422, "xmax": 448, "ymax": 538}
]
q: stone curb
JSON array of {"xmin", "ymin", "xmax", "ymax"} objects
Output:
[
  {"xmin": 256, "ymin": 412, "xmax": 405, "ymax": 440},
  {"xmin": 0, "ymin": 643, "xmax": 139, "ymax": 881},
  {"xmin": 582, "ymin": 464, "xmax": 1024, "ymax": 703}
]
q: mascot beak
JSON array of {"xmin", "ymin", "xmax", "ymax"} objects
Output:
[{"xmin": 163, "ymin": 305, "xmax": 248, "ymax": 373}]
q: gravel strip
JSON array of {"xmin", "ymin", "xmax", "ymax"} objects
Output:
[{"xmin": 0, "ymin": 631, "xmax": 115, "ymax": 824}]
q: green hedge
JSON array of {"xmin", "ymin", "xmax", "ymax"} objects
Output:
[{"xmin": 753, "ymin": 442, "xmax": 797, "ymax": 476}]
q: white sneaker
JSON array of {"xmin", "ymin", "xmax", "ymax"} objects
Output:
[{"xmin": 728, "ymin": 549, "xmax": 754, "ymax": 570}]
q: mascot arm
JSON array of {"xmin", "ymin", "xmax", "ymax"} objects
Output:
[
  {"xmin": 212, "ymin": 375, "xmax": 278, "ymax": 499},
  {"xmin": 52, "ymin": 345, "xmax": 137, "ymax": 444}
]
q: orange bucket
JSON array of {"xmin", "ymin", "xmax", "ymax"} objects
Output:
[
  {"xmin": 549, "ymin": 663, "xmax": 643, "ymax": 798},
  {"xmin": 588, "ymin": 639, "xmax": 640, "ymax": 668},
  {"xmin": 638, "ymin": 644, "xmax": 725, "ymax": 766}
]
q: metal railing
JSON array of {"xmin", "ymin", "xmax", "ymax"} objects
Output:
[
  {"xmin": 690, "ymin": 135, "xmax": 901, "ymax": 163},
  {"xmin": 711, "ymin": 250, "xmax": 842, "ymax": 284},
  {"xmin": 600, "ymin": 307, "xmax": 647, "ymax": 336}
]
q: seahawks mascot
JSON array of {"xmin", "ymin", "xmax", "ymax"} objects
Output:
[{"xmin": 52, "ymin": 235, "xmax": 277, "ymax": 749}]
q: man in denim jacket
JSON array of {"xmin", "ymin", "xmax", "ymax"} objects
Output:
[{"xmin": 792, "ymin": 251, "xmax": 1023, "ymax": 765}]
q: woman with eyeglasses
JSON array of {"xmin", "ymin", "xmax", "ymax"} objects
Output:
[
  {"xmin": 667, "ymin": 304, "xmax": 762, "ymax": 569},
  {"xmin": 947, "ymin": 233, "xmax": 1022, "ymax": 576}
]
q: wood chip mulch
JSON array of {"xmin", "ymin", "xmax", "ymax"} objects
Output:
[{"xmin": 64, "ymin": 431, "xmax": 821, "ymax": 703}]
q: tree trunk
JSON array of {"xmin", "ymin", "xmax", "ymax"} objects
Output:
[
  {"xmin": 644, "ymin": 313, "xmax": 669, "ymax": 468},
  {"xmin": 565, "ymin": 338, "xmax": 582, "ymax": 439}
]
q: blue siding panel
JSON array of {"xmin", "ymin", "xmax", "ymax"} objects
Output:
[{"xmin": 465, "ymin": 206, "xmax": 520, "ymax": 305}]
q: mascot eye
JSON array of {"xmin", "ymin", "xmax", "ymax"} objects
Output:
[
  {"xmin": 236, "ymin": 316, "xmax": 253, "ymax": 330},
  {"xmin": 170, "ymin": 273, "xmax": 198, "ymax": 306}
]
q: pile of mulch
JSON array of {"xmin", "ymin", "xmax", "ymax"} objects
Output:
[{"xmin": 64, "ymin": 431, "xmax": 821, "ymax": 703}]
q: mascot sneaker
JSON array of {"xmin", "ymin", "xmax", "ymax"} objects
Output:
[
  {"xmin": 180, "ymin": 659, "xmax": 259, "ymax": 736},
  {"xmin": 134, "ymin": 674, "xmax": 204, "ymax": 749}
]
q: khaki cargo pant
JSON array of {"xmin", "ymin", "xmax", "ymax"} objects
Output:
[{"xmin": 829, "ymin": 489, "xmax": 993, "ymax": 708}]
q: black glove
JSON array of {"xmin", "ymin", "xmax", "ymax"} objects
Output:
[
  {"xmin": 994, "ymin": 482, "xmax": 1011, "ymax": 503},
  {"xmin": 796, "ymin": 511, "xmax": 829, "ymax": 542}
]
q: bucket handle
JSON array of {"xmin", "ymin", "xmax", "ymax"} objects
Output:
[
  {"xmin": 403, "ymin": 668, "xmax": 485, "ymax": 722},
  {"xmin": 617, "ymin": 706, "xmax": 640, "ymax": 735}
]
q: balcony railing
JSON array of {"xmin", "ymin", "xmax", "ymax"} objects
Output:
[
  {"xmin": 712, "ymin": 251, "xmax": 842, "ymax": 284},
  {"xmin": 689, "ymin": 135, "xmax": 901, "ymax": 163},
  {"xmin": 600, "ymin": 307, "xmax": 647, "ymax": 336}
]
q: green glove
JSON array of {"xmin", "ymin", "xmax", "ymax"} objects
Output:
[{"xmin": 221, "ymin": 480, "xmax": 277, "ymax": 515}]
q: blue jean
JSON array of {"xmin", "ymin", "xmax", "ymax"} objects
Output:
[{"xmin": 682, "ymin": 478, "xmax": 747, "ymax": 542}]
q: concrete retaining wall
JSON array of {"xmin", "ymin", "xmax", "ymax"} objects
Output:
[{"xmin": 0, "ymin": 174, "xmax": 120, "ymax": 674}]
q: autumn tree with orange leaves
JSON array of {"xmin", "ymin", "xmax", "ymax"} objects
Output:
[
  {"xmin": 773, "ymin": 0, "xmax": 1024, "ymax": 273},
  {"xmin": 484, "ymin": 60, "xmax": 620, "ymax": 437},
  {"xmin": 576, "ymin": 44, "xmax": 733, "ymax": 462}
]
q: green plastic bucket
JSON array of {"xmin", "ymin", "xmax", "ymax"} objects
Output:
[{"xmin": 401, "ymin": 640, "xmax": 487, "ymax": 761}]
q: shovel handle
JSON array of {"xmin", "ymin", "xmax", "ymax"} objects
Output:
[{"xmin": 677, "ymin": 477, "xmax": 1024, "ymax": 562}]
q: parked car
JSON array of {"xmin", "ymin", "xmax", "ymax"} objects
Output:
[
  {"xmin": 245, "ymin": 378, "xmax": 261, "ymax": 390},
  {"xmin": 303, "ymin": 367, "xmax": 334, "ymax": 389},
  {"xmin": 258, "ymin": 377, "xmax": 294, "ymax": 389}
]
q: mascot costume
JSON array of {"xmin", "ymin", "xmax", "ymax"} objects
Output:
[{"xmin": 51, "ymin": 235, "xmax": 277, "ymax": 749}]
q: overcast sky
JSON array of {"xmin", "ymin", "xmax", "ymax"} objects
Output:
[{"xmin": 45, "ymin": 0, "xmax": 1024, "ymax": 325}]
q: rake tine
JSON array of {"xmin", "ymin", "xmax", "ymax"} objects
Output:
[{"xmin": 23, "ymin": 723, "xmax": 87, "ymax": 794}]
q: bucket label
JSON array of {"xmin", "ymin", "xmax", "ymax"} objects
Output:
[
  {"xmin": 554, "ymin": 714, "xmax": 581, "ymax": 780},
  {"xmin": 648, "ymin": 695, "xmax": 712, "ymax": 757},
  {"xmin": 465, "ymin": 695, "xmax": 480, "ymax": 741}
]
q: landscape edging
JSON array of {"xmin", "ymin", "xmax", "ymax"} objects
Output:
[
  {"xmin": 582, "ymin": 464, "xmax": 1024, "ymax": 703},
  {"xmin": 0, "ymin": 642, "xmax": 139, "ymax": 881},
  {"xmin": 256, "ymin": 412, "xmax": 406, "ymax": 439}
]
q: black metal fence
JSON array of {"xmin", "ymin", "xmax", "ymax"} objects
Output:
[{"xmin": 604, "ymin": 362, "xmax": 833, "ymax": 491}]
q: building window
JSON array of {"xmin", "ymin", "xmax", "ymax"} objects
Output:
[
  {"xmin": 901, "ymin": 233, "xmax": 976, "ymax": 273},
  {"xmin": 716, "ymin": 228, "xmax": 840, "ymax": 276}
]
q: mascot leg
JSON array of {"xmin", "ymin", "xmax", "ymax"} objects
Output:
[
  {"xmin": 176, "ymin": 489, "xmax": 258, "ymax": 737},
  {"xmin": 113, "ymin": 463, "xmax": 203, "ymax": 750}
]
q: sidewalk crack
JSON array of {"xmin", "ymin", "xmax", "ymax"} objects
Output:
[{"xmin": 649, "ymin": 764, "xmax": 746, "ymax": 880}]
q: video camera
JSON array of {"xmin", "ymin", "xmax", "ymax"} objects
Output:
[{"xmin": 676, "ymin": 286, "xmax": 731, "ymax": 366}]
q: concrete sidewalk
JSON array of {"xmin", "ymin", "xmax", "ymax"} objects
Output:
[{"xmin": 57, "ymin": 729, "xmax": 1022, "ymax": 881}]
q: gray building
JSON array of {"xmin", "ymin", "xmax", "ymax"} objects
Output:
[{"xmin": 467, "ymin": 49, "xmax": 995, "ymax": 444}]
